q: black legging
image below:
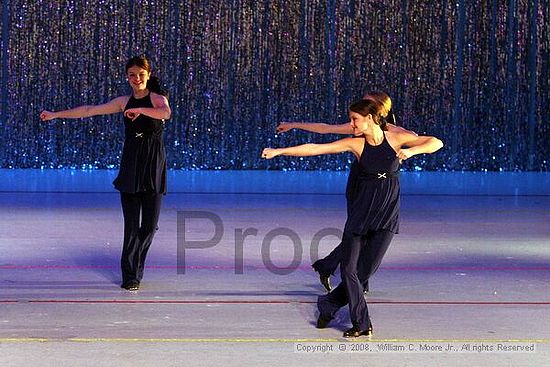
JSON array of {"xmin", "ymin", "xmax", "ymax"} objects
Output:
[
  {"xmin": 120, "ymin": 192, "xmax": 163, "ymax": 284},
  {"xmin": 318, "ymin": 230, "xmax": 394, "ymax": 330},
  {"xmin": 313, "ymin": 242, "xmax": 343, "ymax": 276}
]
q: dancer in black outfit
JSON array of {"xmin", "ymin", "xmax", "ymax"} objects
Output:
[
  {"xmin": 40, "ymin": 55, "xmax": 171, "ymax": 291},
  {"xmin": 276, "ymin": 91, "xmax": 417, "ymax": 292},
  {"xmin": 262, "ymin": 98, "xmax": 443, "ymax": 337}
]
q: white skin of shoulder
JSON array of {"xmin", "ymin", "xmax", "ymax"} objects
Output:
[
  {"xmin": 39, "ymin": 65, "xmax": 171, "ymax": 122},
  {"xmin": 263, "ymin": 112, "xmax": 443, "ymax": 162}
]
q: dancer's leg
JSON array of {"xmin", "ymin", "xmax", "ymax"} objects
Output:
[
  {"xmin": 313, "ymin": 242, "xmax": 343, "ymax": 276},
  {"xmin": 317, "ymin": 231, "xmax": 394, "ymax": 332},
  {"xmin": 120, "ymin": 193, "xmax": 141, "ymax": 285},
  {"xmin": 340, "ymin": 234, "xmax": 370, "ymax": 331},
  {"xmin": 316, "ymin": 232, "xmax": 354, "ymax": 321},
  {"xmin": 357, "ymin": 230, "xmax": 394, "ymax": 287},
  {"xmin": 136, "ymin": 193, "xmax": 162, "ymax": 281},
  {"xmin": 313, "ymin": 240, "xmax": 371, "ymax": 292}
]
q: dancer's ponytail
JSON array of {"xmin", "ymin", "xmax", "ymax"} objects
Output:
[{"xmin": 146, "ymin": 76, "xmax": 168, "ymax": 97}]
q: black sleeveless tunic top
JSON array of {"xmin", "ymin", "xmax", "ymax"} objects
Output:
[
  {"xmin": 344, "ymin": 133, "xmax": 401, "ymax": 235},
  {"xmin": 344, "ymin": 160, "xmax": 361, "ymax": 216},
  {"xmin": 113, "ymin": 93, "xmax": 167, "ymax": 194}
]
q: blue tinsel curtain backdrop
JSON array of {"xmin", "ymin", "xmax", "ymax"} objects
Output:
[{"xmin": 0, "ymin": 0, "xmax": 548, "ymax": 171}]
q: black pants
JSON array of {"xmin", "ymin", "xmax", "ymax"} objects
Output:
[
  {"xmin": 312, "ymin": 241, "xmax": 343, "ymax": 276},
  {"xmin": 313, "ymin": 236, "xmax": 387, "ymax": 280},
  {"xmin": 120, "ymin": 192, "xmax": 163, "ymax": 284},
  {"xmin": 318, "ymin": 230, "xmax": 394, "ymax": 330}
]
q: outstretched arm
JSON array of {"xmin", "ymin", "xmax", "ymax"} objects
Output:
[
  {"xmin": 277, "ymin": 121, "xmax": 417, "ymax": 136},
  {"xmin": 276, "ymin": 122, "xmax": 353, "ymax": 135},
  {"xmin": 40, "ymin": 96, "xmax": 128, "ymax": 121},
  {"xmin": 262, "ymin": 137, "xmax": 359, "ymax": 159}
]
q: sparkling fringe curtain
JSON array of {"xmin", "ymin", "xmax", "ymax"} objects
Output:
[{"xmin": 0, "ymin": 0, "xmax": 548, "ymax": 171}]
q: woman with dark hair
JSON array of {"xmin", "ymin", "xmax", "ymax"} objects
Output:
[
  {"xmin": 262, "ymin": 98, "xmax": 443, "ymax": 337},
  {"xmin": 276, "ymin": 91, "xmax": 417, "ymax": 293},
  {"xmin": 40, "ymin": 55, "xmax": 171, "ymax": 291}
]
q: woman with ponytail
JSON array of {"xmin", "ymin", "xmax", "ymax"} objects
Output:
[
  {"xmin": 276, "ymin": 90, "xmax": 403, "ymax": 135},
  {"xmin": 262, "ymin": 98, "xmax": 443, "ymax": 337},
  {"xmin": 40, "ymin": 55, "xmax": 171, "ymax": 291},
  {"xmin": 276, "ymin": 91, "xmax": 417, "ymax": 293}
]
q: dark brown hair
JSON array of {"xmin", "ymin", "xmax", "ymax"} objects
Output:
[
  {"xmin": 349, "ymin": 99, "xmax": 388, "ymax": 131},
  {"xmin": 125, "ymin": 55, "xmax": 168, "ymax": 97}
]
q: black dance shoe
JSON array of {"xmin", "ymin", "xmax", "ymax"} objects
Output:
[
  {"xmin": 319, "ymin": 274, "xmax": 332, "ymax": 292},
  {"xmin": 363, "ymin": 280, "xmax": 370, "ymax": 294},
  {"xmin": 121, "ymin": 280, "xmax": 140, "ymax": 291},
  {"xmin": 342, "ymin": 323, "xmax": 373, "ymax": 338},
  {"xmin": 316, "ymin": 315, "xmax": 333, "ymax": 329},
  {"xmin": 312, "ymin": 263, "xmax": 332, "ymax": 292}
]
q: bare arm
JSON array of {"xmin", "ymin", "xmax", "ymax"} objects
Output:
[
  {"xmin": 124, "ymin": 92, "xmax": 171, "ymax": 121},
  {"xmin": 388, "ymin": 131, "xmax": 444, "ymax": 162},
  {"xmin": 262, "ymin": 137, "xmax": 360, "ymax": 159},
  {"xmin": 40, "ymin": 96, "xmax": 128, "ymax": 121},
  {"xmin": 277, "ymin": 122, "xmax": 353, "ymax": 135},
  {"xmin": 277, "ymin": 121, "xmax": 418, "ymax": 137},
  {"xmin": 386, "ymin": 123, "xmax": 417, "ymax": 136}
]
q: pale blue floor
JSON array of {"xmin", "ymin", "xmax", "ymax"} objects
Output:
[{"xmin": 1, "ymin": 170, "xmax": 549, "ymax": 366}]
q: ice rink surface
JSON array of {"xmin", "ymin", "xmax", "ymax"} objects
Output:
[{"xmin": 1, "ymin": 170, "xmax": 549, "ymax": 366}]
